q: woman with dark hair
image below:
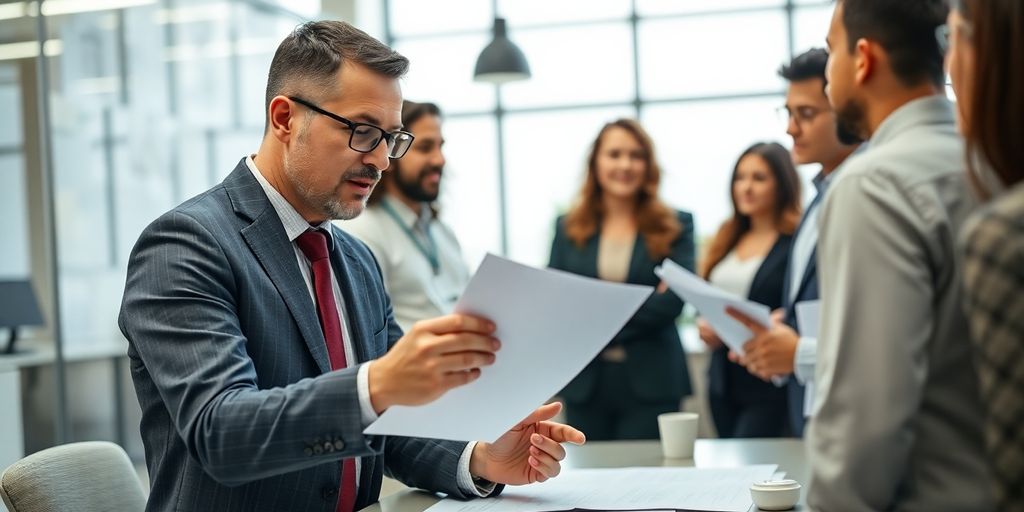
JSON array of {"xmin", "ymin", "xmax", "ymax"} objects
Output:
[
  {"xmin": 698, "ymin": 142, "xmax": 801, "ymax": 438},
  {"xmin": 548, "ymin": 119, "xmax": 695, "ymax": 440},
  {"xmin": 946, "ymin": 1, "xmax": 1024, "ymax": 509}
]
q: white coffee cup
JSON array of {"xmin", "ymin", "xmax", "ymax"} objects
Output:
[{"xmin": 657, "ymin": 412, "xmax": 699, "ymax": 459}]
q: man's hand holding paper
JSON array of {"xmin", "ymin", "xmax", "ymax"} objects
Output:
[
  {"xmin": 365, "ymin": 254, "xmax": 652, "ymax": 442},
  {"xmin": 653, "ymin": 258, "xmax": 771, "ymax": 356},
  {"xmin": 725, "ymin": 307, "xmax": 800, "ymax": 381},
  {"xmin": 470, "ymin": 402, "xmax": 586, "ymax": 485}
]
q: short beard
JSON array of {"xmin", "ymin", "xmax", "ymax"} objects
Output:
[
  {"xmin": 836, "ymin": 98, "xmax": 867, "ymax": 145},
  {"xmin": 287, "ymin": 163, "xmax": 380, "ymax": 221},
  {"xmin": 393, "ymin": 163, "xmax": 442, "ymax": 203}
]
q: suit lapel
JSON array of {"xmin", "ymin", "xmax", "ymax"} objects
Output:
[
  {"xmin": 750, "ymin": 235, "xmax": 788, "ymax": 296},
  {"xmin": 581, "ymin": 233, "xmax": 601, "ymax": 278},
  {"xmin": 794, "ymin": 247, "xmax": 818, "ymax": 301},
  {"xmin": 624, "ymin": 233, "xmax": 646, "ymax": 283},
  {"xmin": 330, "ymin": 231, "xmax": 371, "ymax": 364},
  {"xmin": 225, "ymin": 161, "xmax": 332, "ymax": 374}
]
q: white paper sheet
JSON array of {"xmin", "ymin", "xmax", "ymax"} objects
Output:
[
  {"xmin": 654, "ymin": 259, "xmax": 771, "ymax": 356},
  {"xmin": 363, "ymin": 254, "xmax": 653, "ymax": 442},
  {"xmin": 425, "ymin": 465, "xmax": 778, "ymax": 512},
  {"xmin": 795, "ymin": 300, "xmax": 821, "ymax": 417}
]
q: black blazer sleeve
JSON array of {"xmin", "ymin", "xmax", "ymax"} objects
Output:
[{"xmin": 548, "ymin": 216, "xmax": 569, "ymax": 271}]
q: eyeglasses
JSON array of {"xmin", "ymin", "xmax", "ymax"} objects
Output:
[
  {"xmin": 936, "ymin": 21, "xmax": 973, "ymax": 55},
  {"xmin": 288, "ymin": 96, "xmax": 415, "ymax": 159},
  {"xmin": 777, "ymin": 105, "xmax": 825, "ymax": 126}
]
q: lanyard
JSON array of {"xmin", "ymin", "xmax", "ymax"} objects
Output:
[{"xmin": 381, "ymin": 200, "xmax": 440, "ymax": 275}]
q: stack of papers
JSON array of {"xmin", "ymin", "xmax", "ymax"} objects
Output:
[
  {"xmin": 654, "ymin": 259, "xmax": 771, "ymax": 356},
  {"xmin": 425, "ymin": 465, "xmax": 779, "ymax": 512}
]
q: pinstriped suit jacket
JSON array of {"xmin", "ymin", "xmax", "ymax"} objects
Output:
[{"xmin": 119, "ymin": 160, "xmax": 478, "ymax": 512}]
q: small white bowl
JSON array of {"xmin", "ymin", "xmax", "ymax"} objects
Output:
[{"xmin": 750, "ymin": 479, "xmax": 801, "ymax": 511}]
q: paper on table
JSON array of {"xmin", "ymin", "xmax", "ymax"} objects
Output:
[
  {"xmin": 424, "ymin": 465, "xmax": 778, "ymax": 512},
  {"xmin": 654, "ymin": 259, "xmax": 771, "ymax": 356},
  {"xmin": 363, "ymin": 254, "xmax": 653, "ymax": 442},
  {"xmin": 795, "ymin": 300, "xmax": 821, "ymax": 417}
]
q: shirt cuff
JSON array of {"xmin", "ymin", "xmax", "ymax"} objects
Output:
[
  {"xmin": 793, "ymin": 336, "xmax": 817, "ymax": 384},
  {"xmin": 357, "ymin": 363, "xmax": 379, "ymax": 428},
  {"xmin": 457, "ymin": 441, "xmax": 497, "ymax": 497}
]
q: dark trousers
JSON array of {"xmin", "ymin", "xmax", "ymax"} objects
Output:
[
  {"xmin": 563, "ymin": 361, "xmax": 680, "ymax": 441},
  {"xmin": 708, "ymin": 392, "xmax": 790, "ymax": 438}
]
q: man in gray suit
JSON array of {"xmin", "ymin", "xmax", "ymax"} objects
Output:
[
  {"xmin": 809, "ymin": 0, "xmax": 990, "ymax": 509},
  {"xmin": 119, "ymin": 21, "xmax": 583, "ymax": 512}
]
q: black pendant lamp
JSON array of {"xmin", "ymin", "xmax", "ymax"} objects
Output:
[{"xmin": 474, "ymin": 18, "xmax": 531, "ymax": 84}]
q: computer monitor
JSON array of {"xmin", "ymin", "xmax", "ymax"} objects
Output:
[{"xmin": 0, "ymin": 279, "xmax": 45, "ymax": 354}]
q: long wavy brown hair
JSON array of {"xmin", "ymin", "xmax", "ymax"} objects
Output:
[
  {"xmin": 957, "ymin": 0, "xmax": 1024, "ymax": 194},
  {"xmin": 701, "ymin": 142, "xmax": 802, "ymax": 279},
  {"xmin": 563, "ymin": 119, "xmax": 681, "ymax": 261}
]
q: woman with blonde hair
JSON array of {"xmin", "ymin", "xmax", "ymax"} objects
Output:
[
  {"xmin": 548, "ymin": 119, "xmax": 695, "ymax": 440},
  {"xmin": 699, "ymin": 142, "xmax": 801, "ymax": 438}
]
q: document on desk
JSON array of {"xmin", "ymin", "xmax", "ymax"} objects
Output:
[
  {"xmin": 654, "ymin": 259, "xmax": 771, "ymax": 356},
  {"xmin": 364, "ymin": 254, "xmax": 653, "ymax": 442},
  {"xmin": 795, "ymin": 300, "xmax": 821, "ymax": 416},
  {"xmin": 425, "ymin": 465, "xmax": 778, "ymax": 512}
]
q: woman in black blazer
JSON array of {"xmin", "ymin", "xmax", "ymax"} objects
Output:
[
  {"xmin": 549, "ymin": 119, "xmax": 695, "ymax": 441},
  {"xmin": 699, "ymin": 142, "xmax": 802, "ymax": 438}
]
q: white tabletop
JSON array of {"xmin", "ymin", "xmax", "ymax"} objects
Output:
[{"xmin": 359, "ymin": 438, "xmax": 808, "ymax": 511}]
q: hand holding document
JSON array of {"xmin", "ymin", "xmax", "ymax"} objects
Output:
[
  {"xmin": 654, "ymin": 259, "xmax": 771, "ymax": 356},
  {"xmin": 424, "ymin": 465, "xmax": 779, "ymax": 512},
  {"xmin": 364, "ymin": 254, "xmax": 652, "ymax": 442}
]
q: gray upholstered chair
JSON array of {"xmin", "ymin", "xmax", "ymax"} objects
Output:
[{"xmin": 0, "ymin": 441, "xmax": 147, "ymax": 512}]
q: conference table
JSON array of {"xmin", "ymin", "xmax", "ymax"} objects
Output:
[{"xmin": 360, "ymin": 438, "xmax": 808, "ymax": 511}]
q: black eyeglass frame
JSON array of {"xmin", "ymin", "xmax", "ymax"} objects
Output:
[
  {"xmin": 287, "ymin": 96, "xmax": 415, "ymax": 159},
  {"xmin": 776, "ymin": 105, "xmax": 826, "ymax": 126}
]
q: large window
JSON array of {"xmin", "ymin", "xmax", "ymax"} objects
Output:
[
  {"xmin": 29, "ymin": 1, "xmax": 306, "ymax": 347},
  {"xmin": 384, "ymin": 0, "xmax": 835, "ymax": 267}
]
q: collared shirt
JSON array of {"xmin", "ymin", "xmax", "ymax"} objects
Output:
[
  {"xmin": 788, "ymin": 172, "xmax": 837, "ymax": 392},
  {"xmin": 338, "ymin": 196, "xmax": 470, "ymax": 333},
  {"xmin": 246, "ymin": 156, "xmax": 376, "ymax": 484},
  {"xmin": 808, "ymin": 96, "xmax": 991, "ymax": 511},
  {"xmin": 788, "ymin": 171, "xmax": 835, "ymax": 305},
  {"xmin": 247, "ymin": 157, "xmax": 487, "ymax": 497}
]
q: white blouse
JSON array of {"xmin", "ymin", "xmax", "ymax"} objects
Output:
[{"xmin": 708, "ymin": 249, "xmax": 764, "ymax": 298}]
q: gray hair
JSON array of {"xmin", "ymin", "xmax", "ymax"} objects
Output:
[{"xmin": 264, "ymin": 20, "xmax": 409, "ymax": 128}]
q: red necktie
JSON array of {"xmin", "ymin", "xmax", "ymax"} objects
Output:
[{"xmin": 295, "ymin": 229, "xmax": 357, "ymax": 512}]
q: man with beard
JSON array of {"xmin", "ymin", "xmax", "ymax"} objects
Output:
[
  {"xmin": 119, "ymin": 22, "xmax": 584, "ymax": 512},
  {"xmin": 741, "ymin": 0, "xmax": 991, "ymax": 509},
  {"xmin": 727, "ymin": 48, "xmax": 860, "ymax": 438},
  {"xmin": 340, "ymin": 101, "xmax": 470, "ymax": 332}
]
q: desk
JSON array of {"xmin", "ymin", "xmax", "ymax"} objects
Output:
[
  {"xmin": 360, "ymin": 438, "xmax": 807, "ymax": 512},
  {"xmin": 0, "ymin": 339, "xmax": 130, "ymax": 472}
]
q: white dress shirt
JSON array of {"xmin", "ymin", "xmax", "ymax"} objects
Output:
[
  {"xmin": 338, "ymin": 196, "xmax": 470, "ymax": 332},
  {"xmin": 246, "ymin": 156, "xmax": 488, "ymax": 496},
  {"xmin": 787, "ymin": 172, "xmax": 836, "ymax": 389}
]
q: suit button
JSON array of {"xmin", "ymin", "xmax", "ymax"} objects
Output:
[
  {"xmin": 322, "ymin": 486, "xmax": 337, "ymax": 500},
  {"xmin": 303, "ymin": 446, "xmax": 313, "ymax": 456},
  {"xmin": 334, "ymin": 439, "xmax": 345, "ymax": 451},
  {"xmin": 323, "ymin": 441, "xmax": 334, "ymax": 453},
  {"xmin": 313, "ymin": 444, "xmax": 324, "ymax": 455}
]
